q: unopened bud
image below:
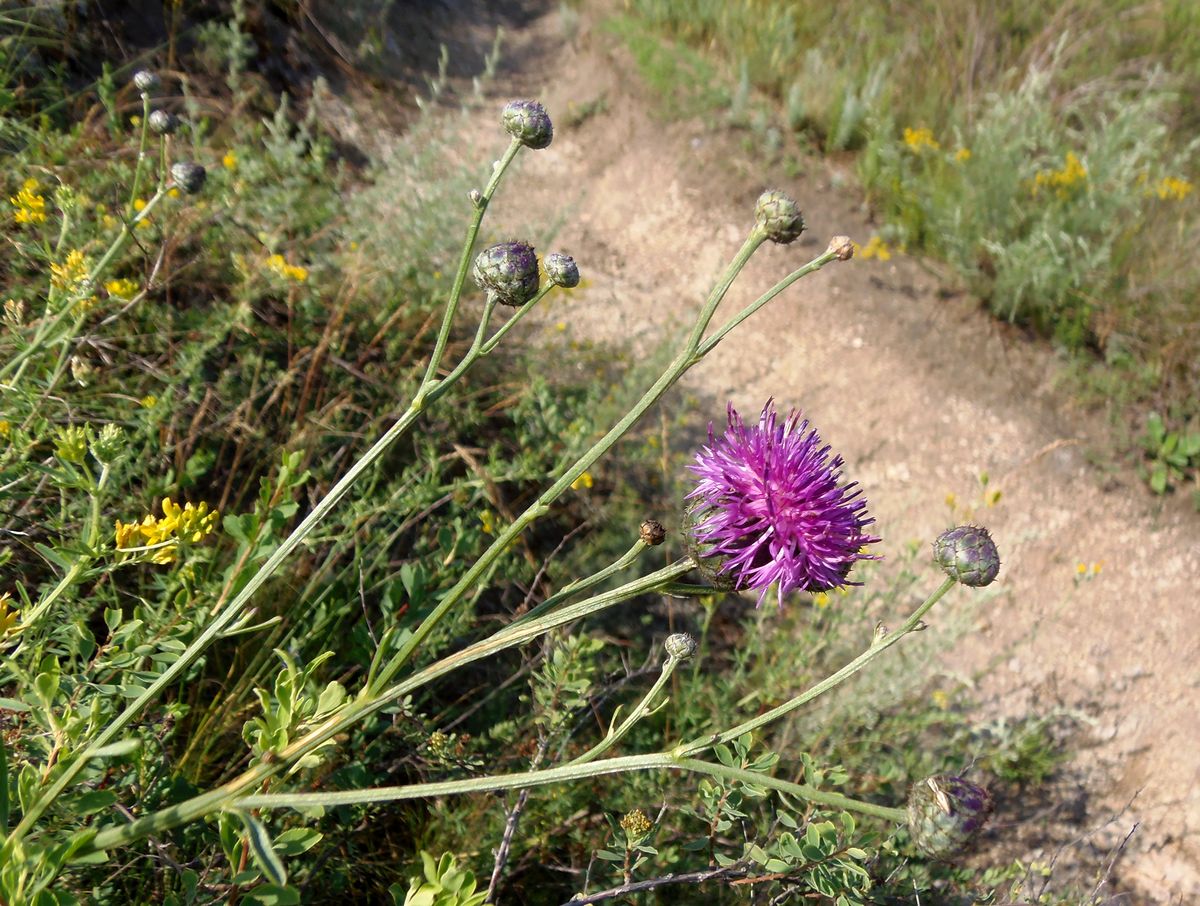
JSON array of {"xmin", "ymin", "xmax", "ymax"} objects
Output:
[
  {"xmin": 90, "ymin": 424, "xmax": 126, "ymax": 466},
  {"xmin": 907, "ymin": 775, "xmax": 993, "ymax": 858},
  {"xmin": 933, "ymin": 525, "xmax": 1000, "ymax": 587},
  {"xmin": 473, "ymin": 240, "xmax": 540, "ymax": 307},
  {"xmin": 502, "ymin": 99, "xmax": 553, "ymax": 150},
  {"xmin": 754, "ymin": 189, "xmax": 804, "ymax": 244},
  {"xmin": 148, "ymin": 109, "xmax": 179, "ymax": 135},
  {"xmin": 469, "ymin": 188, "xmax": 484, "ymax": 208},
  {"xmin": 639, "ymin": 519, "xmax": 666, "ymax": 546},
  {"xmin": 170, "ymin": 162, "xmax": 207, "ymax": 195},
  {"xmin": 132, "ymin": 70, "xmax": 160, "ymax": 93},
  {"xmin": 664, "ymin": 632, "xmax": 697, "ymax": 660},
  {"xmin": 545, "ymin": 252, "xmax": 580, "ymax": 288},
  {"xmin": 828, "ymin": 235, "xmax": 854, "ymax": 260}
]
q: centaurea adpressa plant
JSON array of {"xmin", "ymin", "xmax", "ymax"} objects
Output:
[{"xmin": 0, "ymin": 85, "xmax": 1006, "ymax": 903}]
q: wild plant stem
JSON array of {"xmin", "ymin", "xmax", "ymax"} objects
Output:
[{"xmin": 672, "ymin": 576, "xmax": 957, "ymax": 758}]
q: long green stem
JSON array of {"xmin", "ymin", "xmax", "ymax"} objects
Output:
[
  {"xmin": 126, "ymin": 92, "xmax": 152, "ymax": 216},
  {"xmin": 222, "ymin": 757, "xmax": 903, "ymax": 823},
  {"xmin": 673, "ymin": 576, "xmax": 957, "ymax": 759},
  {"xmin": 79, "ymin": 558, "xmax": 696, "ymax": 853},
  {"xmin": 569, "ymin": 656, "xmax": 680, "ymax": 767},
  {"xmin": 697, "ymin": 247, "xmax": 839, "ymax": 357},
  {"xmin": 414, "ymin": 138, "xmax": 522, "ymax": 404}
]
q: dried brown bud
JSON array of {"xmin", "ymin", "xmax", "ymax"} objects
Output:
[
  {"xmin": 828, "ymin": 236, "xmax": 854, "ymax": 260},
  {"xmin": 639, "ymin": 519, "xmax": 666, "ymax": 546}
]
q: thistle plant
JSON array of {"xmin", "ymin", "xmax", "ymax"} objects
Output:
[{"xmin": 0, "ymin": 94, "xmax": 1005, "ymax": 903}]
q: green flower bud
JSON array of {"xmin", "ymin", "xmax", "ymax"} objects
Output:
[
  {"xmin": 148, "ymin": 109, "xmax": 178, "ymax": 136},
  {"xmin": 639, "ymin": 519, "xmax": 666, "ymax": 546},
  {"xmin": 55, "ymin": 425, "xmax": 89, "ymax": 465},
  {"xmin": 545, "ymin": 252, "xmax": 580, "ymax": 288},
  {"xmin": 502, "ymin": 99, "xmax": 553, "ymax": 149},
  {"xmin": 664, "ymin": 632, "xmax": 697, "ymax": 660},
  {"xmin": 473, "ymin": 241, "xmax": 539, "ymax": 307},
  {"xmin": 933, "ymin": 525, "xmax": 1000, "ymax": 587},
  {"xmin": 170, "ymin": 162, "xmax": 206, "ymax": 195},
  {"xmin": 90, "ymin": 424, "xmax": 126, "ymax": 466},
  {"xmin": 754, "ymin": 189, "xmax": 805, "ymax": 244},
  {"xmin": 133, "ymin": 70, "xmax": 160, "ymax": 92},
  {"xmin": 906, "ymin": 775, "xmax": 993, "ymax": 858}
]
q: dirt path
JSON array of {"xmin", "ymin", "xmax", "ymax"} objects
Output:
[{"xmin": 392, "ymin": 4, "xmax": 1199, "ymax": 901}]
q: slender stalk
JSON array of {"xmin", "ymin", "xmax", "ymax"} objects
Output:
[
  {"xmin": 237, "ymin": 757, "xmax": 904, "ymax": 821},
  {"xmin": 697, "ymin": 247, "xmax": 840, "ymax": 357},
  {"xmin": 479, "ymin": 284, "xmax": 552, "ymax": 356},
  {"xmin": 414, "ymin": 138, "xmax": 522, "ymax": 405},
  {"xmin": 509, "ymin": 538, "xmax": 649, "ymax": 630},
  {"xmin": 672, "ymin": 576, "xmax": 957, "ymax": 759},
  {"xmin": 79, "ymin": 559, "xmax": 697, "ymax": 853},
  {"xmin": 569, "ymin": 656, "xmax": 680, "ymax": 767},
  {"xmin": 126, "ymin": 92, "xmax": 152, "ymax": 216}
]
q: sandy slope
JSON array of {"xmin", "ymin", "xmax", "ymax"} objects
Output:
[{"xmin": 385, "ymin": 3, "xmax": 1199, "ymax": 901}]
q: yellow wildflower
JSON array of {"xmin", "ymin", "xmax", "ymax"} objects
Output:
[
  {"xmin": 0, "ymin": 420, "xmax": 10, "ymax": 439},
  {"xmin": 265, "ymin": 253, "xmax": 309, "ymax": 283},
  {"xmin": 570, "ymin": 471, "xmax": 594, "ymax": 491},
  {"xmin": 222, "ymin": 151, "xmax": 238, "ymax": 170},
  {"xmin": 168, "ymin": 187, "xmax": 181, "ymax": 199},
  {"xmin": 478, "ymin": 509, "xmax": 495, "ymax": 535},
  {"xmin": 903, "ymin": 126, "xmax": 940, "ymax": 153},
  {"xmin": 139, "ymin": 394, "xmax": 158, "ymax": 408},
  {"xmin": 1153, "ymin": 176, "xmax": 1193, "ymax": 201},
  {"xmin": 11, "ymin": 178, "xmax": 48, "ymax": 225},
  {"xmin": 855, "ymin": 235, "xmax": 893, "ymax": 261},
  {"xmin": 50, "ymin": 250, "xmax": 91, "ymax": 292},
  {"xmin": 954, "ymin": 147, "xmax": 972, "ymax": 162},
  {"xmin": 813, "ymin": 591, "xmax": 831, "ymax": 608},
  {"xmin": 619, "ymin": 809, "xmax": 652, "ymax": 840},
  {"xmin": 0, "ymin": 593, "xmax": 21, "ymax": 643},
  {"xmin": 105, "ymin": 278, "xmax": 140, "ymax": 300},
  {"xmin": 115, "ymin": 498, "xmax": 219, "ymax": 564},
  {"xmin": 133, "ymin": 198, "xmax": 147, "ymax": 212},
  {"xmin": 555, "ymin": 321, "xmax": 567, "ymax": 332},
  {"xmin": 931, "ymin": 689, "xmax": 950, "ymax": 710},
  {"xmin": 1033, "ymin": 151, "xmax": 1087, "ymax": 199}
]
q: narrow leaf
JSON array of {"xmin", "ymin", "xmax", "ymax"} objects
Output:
[{"xmin": 235, "ymin": 811, "xmax": 288, "ymax": 886}]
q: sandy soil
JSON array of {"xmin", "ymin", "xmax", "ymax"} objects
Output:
[{"xmin": 372, "ymin": 3, "xmax": 1199, "ymax": 901}]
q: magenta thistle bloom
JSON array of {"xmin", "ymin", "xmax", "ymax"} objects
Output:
[{"xmin": 686, "ymin": 401, "xmax": 879, "ymax": 605}]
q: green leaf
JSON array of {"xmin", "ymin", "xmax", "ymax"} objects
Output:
[
  {"xmin": 88, "ymin": 738, "xmax": 141, "ymax": 760},
  {"xmin": 274, "ymin": 826, "xmax": 323, "ymax": 856},
  {"xmin": 0, "ymin": 729, "xmax": 7, "ymax": 834},
  {"xmin": 234, "ymin": 810, "xmax": 288, "ymax": 886},
  {"xmin": 1150, "ymin": 464, "xmax": 1168, "ymax": 494}
]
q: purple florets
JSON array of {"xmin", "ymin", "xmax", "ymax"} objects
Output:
[{"xmin": 686, "ymin": 401, "xmax": 879, "ymax": 606}]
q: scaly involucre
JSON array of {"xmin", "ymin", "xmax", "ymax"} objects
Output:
[{"xmin": 687, "ymin": 401, "xmax": 879, "ymax": 605}]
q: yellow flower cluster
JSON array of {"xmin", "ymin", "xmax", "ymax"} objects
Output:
[
  {"xmin": 1152, "ymin": 176, "xmax": 1194, "ymax": 201},
  {"xmin": 266, "ymin": 253, "xmax": 309, "ymax": 283},
  {"xmin": 105, "ymin": 278, "xmax": 140, "ymax": 300},
  {"xmin": 954, "ymin": 147, "xmax": 972, "ymax": 163},
  {"xmin": 903, "ymin": 126, "xmax": 940, "ymax": 152},
  {"xmin": 854, "ymin": 235, "xmax": 894, "ymax": 261},
  {"xmin": 223, "ymin": 151, "xmax": 238, "ymax": 171},
  {"xmin": 11, "ymin": 178, "xmax": 47, "ymax": 224},
  {"xmin": 115, "ymin": 498, "xmax": 219, "ymax": 564},
  {"xmin": 570, "ymin": 471, "xmax": 594, "ymax": 491},
  {"xmin": 619, "ymin": 809, "xmax": 652, "ymax": 840},
  {"xmin": 50, "ymin": 250, "xmax": 91, "ymax": 292},
  {"xmin": 0, "ymin": 592, "xmax": 21, "ymax": 643},
  {"xmin": 1033, "ymin": 151, "xmax": 1087, "ymax": 199}
]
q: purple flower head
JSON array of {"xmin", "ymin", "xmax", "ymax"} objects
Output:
[{"xmin": 686, "ymin": 401, "xmax": 879, "ymax": 606}]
